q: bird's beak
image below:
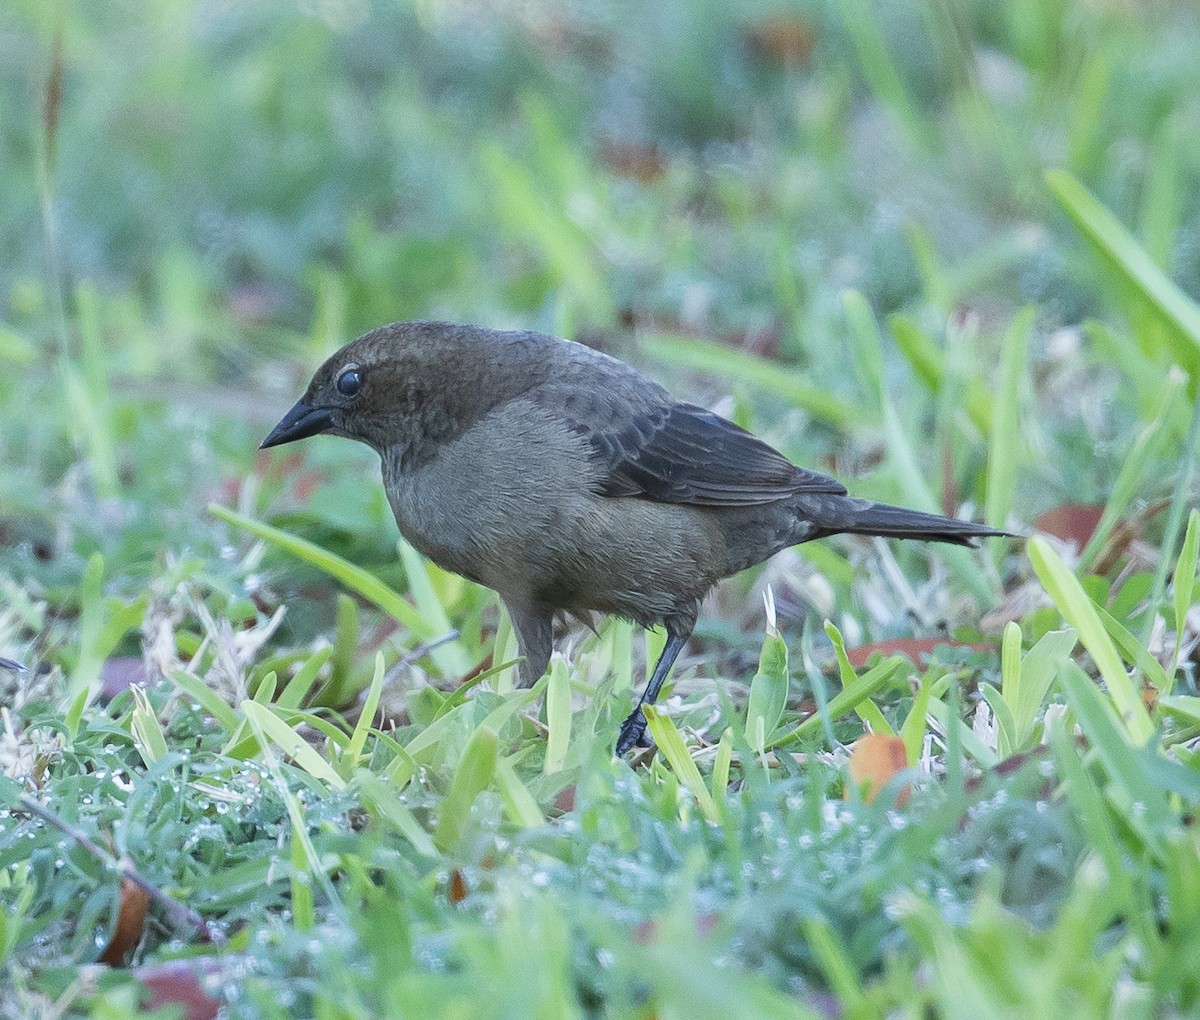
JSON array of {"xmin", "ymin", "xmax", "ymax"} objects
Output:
[{"xmin": 260, "ymin": 398, "xmax": 335, "ymax": 449}]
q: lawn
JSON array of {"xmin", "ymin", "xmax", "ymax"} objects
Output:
[{"xmin": 2, "ymin": 1, "xmax": 1200, "ymax": 1017}]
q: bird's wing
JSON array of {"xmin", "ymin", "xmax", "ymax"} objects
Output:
[
  {"xmin": 584, "ymin": 400, "xmax": 846, "ymax": 506},
  {"xmin": 533, "ymin": 363, "xmax": 846, "ymax": 506}
]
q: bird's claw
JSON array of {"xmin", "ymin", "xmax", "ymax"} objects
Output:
[{"xmin": 615, "ymin": 710, "xmax": 654, "ymax": 756}]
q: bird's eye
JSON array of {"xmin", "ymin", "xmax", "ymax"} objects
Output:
[{"xmin": 336, "ymin": 368, "xmax": 362, "ymax": 397}]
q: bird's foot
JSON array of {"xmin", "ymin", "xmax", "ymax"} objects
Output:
[{"xmin": 615, "ymin": 708, "xmax": 654, "ymax": 756}]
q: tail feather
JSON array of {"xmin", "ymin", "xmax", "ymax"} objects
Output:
[{"xmin": 800, "ymin": 497, "xmax": 1013, "ymax": 548}]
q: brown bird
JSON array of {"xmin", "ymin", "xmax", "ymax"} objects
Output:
[{"xmin": 262, "ymin": 321, "xmax": 1009, "ymax": 754}]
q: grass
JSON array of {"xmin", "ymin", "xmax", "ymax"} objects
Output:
[{"xmin": 2, "ymin": 0, "xmax": 1200, "ymax": 1016}]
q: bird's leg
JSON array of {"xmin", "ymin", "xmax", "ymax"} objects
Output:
[
  {"xmin": 615, "ymin": 625, "xmax": 690, "ymax": 755},
  {"xmin": 501, "ymin": 597, "xmax": 554, "ymax": 687}
]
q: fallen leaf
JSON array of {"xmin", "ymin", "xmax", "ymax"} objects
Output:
[
  {"xmin": 99, "ymin": 873, "xmax": 150, "ymax": 966},
  {"xmin": 745, "ymin": 15, "xmax": 817, "ymax": 64},
  {"xmin": 847, "ymin": 733, "xmax": 909, "ymax": 806},
  {"xmin": 101, "ymin": 658, "xmax": 146, "ymax": 701},
  {"xmin": 1034, "ymin": 503, "xmax": 1104, "ymax": 550},
  {"xmin": 136, "ymin": 960, "xmax": 222, "ymax": 1020},
  {"xmin": 599, "ymin": 140, "xmax": 666, "ymax": 182},
  {"xmin": 448, "ymin": 868, "xmax": 468, "ymax": 905},
  {"xmin": 844, "ymin": 638, "xmax": 994, "ymax": 670}
]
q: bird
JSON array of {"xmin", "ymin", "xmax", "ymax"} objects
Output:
[{"xmin": 261, "ymin": 321, "xmax": 1010, "ymax": 754}]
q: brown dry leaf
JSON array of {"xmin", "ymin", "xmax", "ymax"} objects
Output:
[
  {"xmin": 100, "ymin": 657, "xmax": 146, "ymax": 701},
  {"xmin": 845, "ymin": 637, "xmax": 994, "ymax": 670},
  {"xmin": 847, "ymin": 733, "xmax": 910, "ymax": 806},
  {"xmin": 1034, "ymin": 503, "xmax": 1104, "ymax": 550},
  {"xmin": 553, "ymin": 785, "xmax": 576, "ymax": 814},
  {"xmin": 99, "ymin": 873, "xmax": 150, "ymax": 966},
  {"xmin": 600, "ymin": 140, "xmax": 666, "ymax": 183},
  {"xmin": 448, "ymin": 868, "xmax": 468, "ymax": 905},
  {"xmin": 745, "ymin": 15, "xmax": 817, "ymax": 64},
  {"xmin": 136, "ymin": 960, "xmax": 222, "ymax": 1020}
]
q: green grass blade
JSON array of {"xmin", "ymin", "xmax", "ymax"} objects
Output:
[
  {"xmin": 433, "ymin": 725, "xmax": 498, "ymax": 851},
  {"xmin": 825, "ymin": 618, "xmax": 893, "ymax": 736},
  {"xmin": 495, "ymin": 757, "xmax": 544, "ymax": 829},
  {"xmin": 643, "ymin": 705, "xmax": 721, "ymax": 824},
  {"xmin": 278, "ymin": 645, "xmax": 334, "ymax": 711},
  {"xmin": 1078, "ymin": 371, "xmax": 1185, "ymax": 573},
  {"xmin": 979, "ymin": 683, "xmax": 1017, "ymax": 759},
  {"xmin": 746, "ymin": 599, "xmax": 790, "ymax": 758},
  {"xmin": 241, "ymin": 700, "xmax": 346, "ymax": 791},
  {"xmin": 801, "ymin": 917, "xmax": 866, "ymax": 1013},
  {"xmin": 842, "ymin": 289, "xmax": 885, "ymax": 397},
  {"xmin": 1093, "ymin": 603, "xmax": 1169, "ymax": 695},
  {"xmin": 1046, "ymin": 169, "xmax": 1200, "ymax": 374},
  {"xmin": 1027, "ymin": 536, "xmax": 1154, "ymax": 744},
  {"xmin": 899, "ymin": 670, "xmax": 935, "ymax": 765},
  {"xmin": 773, "ymin": 654, "xmax": 904, "ymax": 748},
  {"xmin": 985, "ymin": 308, "xmax": 1033, "ymax": 531},
  {"xmin": 1057, "ymin": 662, "xmax": 1171, "ymax": 848},
  {"xmin": 396, "ymin": 539, "xmax": 471, "ymax": 676},
  {"xmin": 839, "ymin": 0, "xmax": 929, "ymax": 148},
  {"xmin": 999, "ymin": 620, "xmax": 1022, "ymax": 737},
  {"xmin": 711, "ymin": 727, "xmax": 732, "ymax": 810},
  {"xmin": 1013, "ymin": 629, "xmax": 1076, "ymax": 745},
  {"xmin": 168, "ymin": 670, "xmax": 240, "ymax": 734},
  {"xmin": 889, "ymin": 314, "xmax": 992, "ymax": 434},
  {"xmin": 345, "ymin": 652, "xmax": 385, "ymax": 771},
  {"xmin": 1047, "ymin": 726, "xmax": 1128, "ymax": 899},
  {"xmin": 1141, "ymin": 391, "xmax": 1200, "ymax": 650},
  {"xmin": 354, "ymin": 769, "xmax": 437, "ymax": 857},
  {"xmin": 209, "ymin": 504, "xmax": 437, "ymax": 639},
  {"xmin": 251, "ymin": 671, "xmax": 277, "ymax": 705},
  {"xmin": 1171, "ymin": 509, "xmax": 1200, "ymax": 681},
  {"xmin": 130, "ymin": 686, "xmax": 169, "ymax": 767},
  {"xmin": 289, "ymin": 816, "xmax": 315, "ymax": 933},
  {"xmin": 543, "ymin": 658, "xmax": 572, "ymax": 774}
]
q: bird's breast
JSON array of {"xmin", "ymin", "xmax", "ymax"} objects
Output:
[{"xmin": 379, "ymin": 400, "xmax": 599, "ymax": 594}]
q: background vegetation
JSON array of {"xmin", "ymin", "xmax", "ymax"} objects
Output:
[{"xmin": 2, "ymin": 0, "xmax": 1200, "ymax": 1016}]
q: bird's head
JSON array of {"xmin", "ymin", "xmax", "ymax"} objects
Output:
[{"xmin": 260, "ymin": 321, "xmax": 547, "ymax": 456}]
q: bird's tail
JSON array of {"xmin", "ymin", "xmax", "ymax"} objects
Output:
[{"xmin": 797, "ymin": 496, "xmax": 1012, "ymax": 548}]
